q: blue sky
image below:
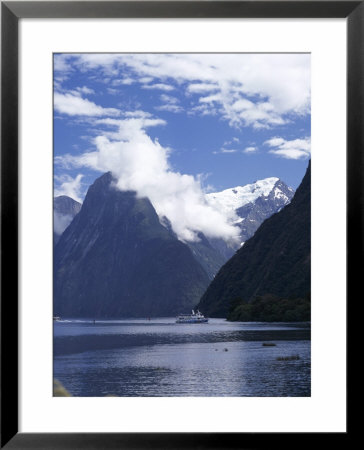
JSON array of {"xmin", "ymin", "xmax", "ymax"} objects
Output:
[{"xmin": 54, "ymin": 53, "xmax": 310, "ymax": 242}]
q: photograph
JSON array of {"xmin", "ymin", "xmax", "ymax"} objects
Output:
[{"xmin": 53, "ymin": 53, "xmax": 311, "ymax": 398}]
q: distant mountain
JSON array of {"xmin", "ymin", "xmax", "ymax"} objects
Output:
[
  {"xmin": 204, "ymin": 178, "xmax": 294, "ymax": 261},
  {"xmin": 54, "ymin": 196, "xmax": 82, "ymax": 244},
  {"xmin": 155, "ymin": 178, "xmax": 294, "ymax": 279},
  {"xmin": 206, "ymin": 177, "xmax": 295, "ymax": 250},
  {"xmin": 197, "ymin": 162, "xmax": 311, "ymax": 318},
  {"xmin": 54, "ymin": 172, "xmax": 211, "ymax": 318},
  {"xmin": 234, "ymin": 179, "xmax": 295, "ymax": 243},
  {"xmin": 53, "ymin": 172, "xmax": 297, "ymax": 317}
]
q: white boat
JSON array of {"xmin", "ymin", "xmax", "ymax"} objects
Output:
[{"xmin": 176, "ymin": 310, "xmax": 208, "ymax": 324}]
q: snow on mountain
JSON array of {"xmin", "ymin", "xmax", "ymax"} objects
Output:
[
  {"xmin": 206, "ymin": 177, "xmax": 280, "ymax": 222},
  {"xmin": 205, "ymin": 178, "xmax": 295, "ymax": 255}
]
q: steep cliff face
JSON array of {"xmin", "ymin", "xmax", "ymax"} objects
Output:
[
  {"xmin": 197, "ymin": 162, "xmax": 311, "ymax": 318},
  {"xmin": 54, "ymin": 172, "xmax": 210, "ymax": 318}
]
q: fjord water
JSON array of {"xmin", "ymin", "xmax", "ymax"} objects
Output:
[{"xmin": 54, "ymin": 318, "xmax": 310, "ymax": 397}]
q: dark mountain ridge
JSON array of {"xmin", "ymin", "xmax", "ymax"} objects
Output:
[
  {"xmin": 54, "ymin": 172, "xmax": 210, "ymax": 318},
  {"xmin": 197, "ymin": 161, "xmax": 311, "ymax": 318}
]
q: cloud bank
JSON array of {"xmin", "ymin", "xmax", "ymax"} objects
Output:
[
  {"xmin": 54, "ymin": 53, "xmax": 310, "ymax": 129},
  {"xmin": 265, "ymin": 137, "xmax": 311, "ymax": 159},
  {"xmin": 54, "ymin": 212, "xmax": 74, "ymax": 236},
  {"xmin": 54, "ymin": 174, "xmax": 84, "ymax": 202},
  {"xmin": 54, "ymin": 92, "xmax": 120, "ymax": 117},
  {"xmin": 56, "ymin": 118, "xmax": 239, "ymax": 243},
  {"xmin": 53, "ymin": 53, "xmax": 310, "ymax": 241}
]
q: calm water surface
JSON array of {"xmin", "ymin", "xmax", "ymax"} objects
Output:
[{"xmin": 54, "ymin": 318, "xmax": 310, "ymax": 397}]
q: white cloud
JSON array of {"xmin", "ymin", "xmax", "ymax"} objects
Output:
[
  {"xmin": 155, "ymin": 94, "xmax": 183, "ymax": 113},
  {"xmin": 139, "ymin": 77, "xmax": 153, "ymax": 84},
  {"xmin": 221, "ymin": 149, "xmax": 237, "ymax": 154},
  {"xmin": 230, "ymin": 99, "xmax": 287, "ymax": 128},
  {"xmin": 189, "ymin": 103, "xmax": 218, "ymax": 117},
  {"xmin": 141, "ymin": 83, "xmax": 175, "ymax": 91},
  {"xmin": 223, "ymin": 137, "xmax": 240, "ymax": 147},
  {"xmin": 187, "ymin": 83, "xmax": 219, "ymax": 93},
  {"xmin": 243, "ymin": 146, "xmax": 258, "ymax": 154},
  {"xmin": 123, "ymin": 110, "xmax": 153, "ymax": 119},
  {"xmin": 76, "ymin": 86, "xmax": 95, "ymax": 95},
  {"xmin": 213, "ymin": 148, "xmax": 238, "ymax": 155},
  {"xmin": 54, "ymin": 174, "xmax": 84, "ymax": 202},
  {"xmin": 55, "ymin": 53, "xmax": 310, "ymax": 129},
  {"xmin": 111, "ymin": 77, "xmax": 134, "ymax": 86},
  {"xmin": 265, "ymin": 137, "xmax": 285, "ymax": 147},
  {"xmin": 54, "ymin": 54, "xmax": 71, "ymax": 72},
  {"xmin": 264, "ymin": 137, "xmax": 311, "ymax": 159},
  {"xmin": 95, "ymin": 117, "xmax": 167, "ymax": 139},
  {"xmin": 55, "ymin": 118, "xmax": 239, "ymax": 243},
  {"xmin": 54, "ymin": 212, "xmax": 74, "ymax": 236},
  {"xmin": 106, "ymin": 88, "xmax": 119, "ymax": 95},
  {"xmin": 160, "ymin": 94, "xmax": 178, "ymax": 104},
  {"xmin": 199, "ymin": 93, "xmax": 222, "ymax": 104},
  {"xmin": 155, "ymin": 104, "xmax": 184, "ymax": 113},
  {"xmin": 54, "ymin": 92, "xmax": 120, "ymax": 117}
]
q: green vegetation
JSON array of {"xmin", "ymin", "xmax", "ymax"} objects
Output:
[{"xmin": 227, "ymin": 293, "xmax": 310, "ymax": 322}]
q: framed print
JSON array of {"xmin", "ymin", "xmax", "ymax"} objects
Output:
[{"xmin": 1, "ymin": 1, "xmax": 358, "ymax": 448}]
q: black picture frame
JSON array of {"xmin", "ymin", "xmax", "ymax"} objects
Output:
[{"xmin": 1, "ymin": 1, "xmax": 358, "ymax": 448}]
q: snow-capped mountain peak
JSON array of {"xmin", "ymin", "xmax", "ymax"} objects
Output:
[
  {"xmin": 205, "ymin": 177, "xmax": 280, "ymax": 218},
  {"xmin": 205, "ymin": 177, "xmax": 295, "ymax": 252}
]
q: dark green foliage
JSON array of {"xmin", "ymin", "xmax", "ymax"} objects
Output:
[
  {"xmin": 198, "ymin": 161, "xmax": 311, "ymax": 318},
  {"xmin": 54, "ymin": 172, "xmax": 211, "ymax": 318},
  {"xmin": 227, "ymin": 293, "xmax": 311, "ymax": 322}
]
